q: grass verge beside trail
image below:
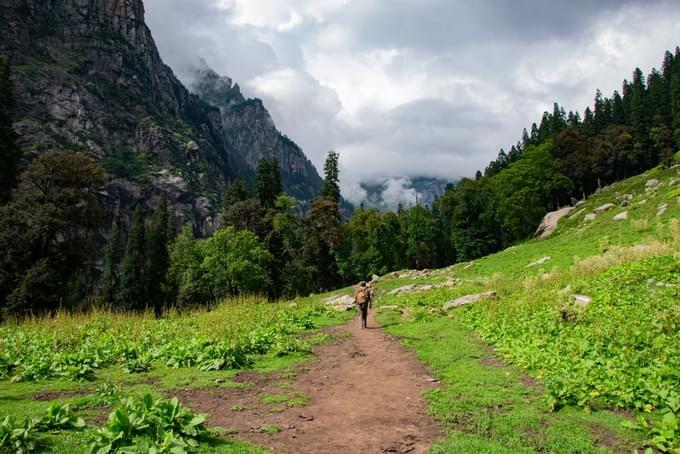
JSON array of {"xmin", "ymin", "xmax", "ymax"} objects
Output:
[
  {"xmin": 0, "ymin": 296, "xmax": 354, "ymax": 453},
  {"xmin": 377, "ymin": 310, "xmax": 645, "ymax": 453}
]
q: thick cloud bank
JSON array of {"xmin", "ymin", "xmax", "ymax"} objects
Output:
[{"xmin": 145, "ymin": 0, "xmax": 680, "ymax": 206}]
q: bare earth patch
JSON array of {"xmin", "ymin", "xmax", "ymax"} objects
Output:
[{"xmin": 172, "ymin": 311, "xmax": 442, "ymax": 453}]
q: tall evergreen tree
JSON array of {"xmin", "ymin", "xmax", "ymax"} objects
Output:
[
  {"xmin": 303, "ymin": 196, "xmax": 342, "ymax": 291},
  {"xmin": 254, "ymin": 158, "xmax": 282, "ymax": 208},
  {"xmin": 223, "ymin": 179, "xmax": 249, "ymax": 209},
  {"xmin": 630, "ymin": 68, "xmax": 648, "ymax": 138},
  {"xmin": 611, "ymin": 91, "xmax": 625, "ymax": 125},
  {"xmin": 145, "ymin": 196, "xmax": 169, "ymax": 315},
  {"xmin": 0, "ymin": 56, "xmax": 21, "ymax": 204},
  {"xmin": 99, "ymin": 221, "xmax": 122, "ymax": 306},
  {"xmin": 118, "ymin": 206, "xmax": 147, "ymax": 311},
  {"xmin": 167, "ymin": 209, "xmax": 177, "ymax": 243},
  {"xmin": 321, "ymin": 151, "xmax": 341, "ymax": 203}
]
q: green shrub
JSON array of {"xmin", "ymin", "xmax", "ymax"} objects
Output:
[{"xmin": 89, "ymin": 394, "xmax": 209, "ymax": 453}]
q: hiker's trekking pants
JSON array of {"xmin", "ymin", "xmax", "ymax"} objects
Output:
[{"xmin": 359, "ymin": 303, "xmax": 368, "ymax": 328}]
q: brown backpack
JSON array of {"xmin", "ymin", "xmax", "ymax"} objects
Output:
[{"xmin": 355, "ymin": 287, "xmax": 368, "ymax": 306}]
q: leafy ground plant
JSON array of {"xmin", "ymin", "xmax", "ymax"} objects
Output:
[{"xmin": 89, "ymin": 394, "xmax": 210, "ymax": 454}]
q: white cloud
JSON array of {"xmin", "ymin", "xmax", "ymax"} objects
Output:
[{"xmin": 145, "ymin": 0, "xmax": 680, "ymax": 204}]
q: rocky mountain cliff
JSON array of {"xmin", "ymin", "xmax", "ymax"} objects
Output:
[
  {"xmin": 190, "ymin": 63, "xmax": 323, "ymax": 202},
  {"xmin": 0, "ymin": 0, "xmax": 322, "ymax": 232}
]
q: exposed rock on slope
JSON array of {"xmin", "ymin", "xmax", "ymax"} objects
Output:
[
  {"xmin": 535, "ymin": 206, "xmax": 573, "ymax": 239},
  {"xmin": 0, "ymin": 0, "xmax": 237, "ymax": 232},
  {"xmin": 190, "ymin": 63, "xmax": 323, "ymax": 202},
  {"xmin": 0, "ymin": 0, "xmax": 323, "ymax": 231}
]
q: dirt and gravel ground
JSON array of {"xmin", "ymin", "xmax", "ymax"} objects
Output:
[{"xmin": 174, "ymin": 310, "xmax": 442, "ymax": 453}]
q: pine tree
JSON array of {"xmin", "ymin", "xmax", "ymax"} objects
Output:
[
  {"xmin": 611, "ymin": 91, "xmax": 625, "ymax": 125},
  {"xmin": 145, "ymin": 196, "xmax": 169, "ymax": 315},
  {"xmin": 223, "ymin": 179, "xmax": 249, "ymax": 208},
  {"xmin": 255, "ymin": 158, "xmax": 282, "ymax": 208},
  {"xmin": 647, "ymin": 68, "xmax": 670, "ymax": 125},
  {"xmin": 167, "ymin": 209, "xmax": 177, "ymax": 243},
  {"xmin": 630, "ymin": 68, "xmax": 648, "ymax": 137},
  {"xmin": 118, "ymin": 206, "xmax": 147, "ymax": 310},
  {"xmin": 99, "ymin": 222, "xmax": 122, "ymax": 306},
  {"xmin": 530, "ymin": 123, "xmax": 540, "ymax": 144},
  {"xmin": 593, "ymin": 90, "xmax": 606, "ymax": 133},
  {"xmin": 321, "ymin": 151, "xmax": 341, "ymax": 203},
  {"xmin": 582, "ymin": 107, "xmax": 595, "ymax": 136},
  {"xmin": 550, "ymin": 103, "xmax": 567, "ymax": 134},
  {"xmin": 521, "ymin": 128, "xmax": 530, "ymax": 148},
  {"xmin": 0, "ymin": 56, "xmax": 21, "ymax": 204}
]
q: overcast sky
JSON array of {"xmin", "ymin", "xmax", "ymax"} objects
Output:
[{"xmin": 144, "ymin": 0, "xmax": 680, "ymax": 204}]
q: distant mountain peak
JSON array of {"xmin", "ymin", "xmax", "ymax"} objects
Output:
[{"xmin": 190, "ymin": 60, "xmax": 323, "ymax": 202}]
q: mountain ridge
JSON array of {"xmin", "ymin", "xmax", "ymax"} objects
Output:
[{"xmin": 0, "ymin": 0, "xmax": 323, "ymax": 232}]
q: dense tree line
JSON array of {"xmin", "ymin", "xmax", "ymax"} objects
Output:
[{"xmin": 3, "ymin": 48, "xmax": 680, "ymax": 317}]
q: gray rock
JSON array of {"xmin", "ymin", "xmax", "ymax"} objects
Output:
[
  {"xmin": 571, "ymin": 294, "xmax": 592, "ymax": 308},
  {"xmin": 527, "ymin": 256, "xmax": 551, "ymax": 267},
  {"xmin": 443, "ymin": 291, "xmax": 497, "ymax": 310},
  {"xmin": 645, "ymin": 179, "xmax": 660, "ymax": 189},
  {"xmin": 612, "ymin": 211, "xmax": 628, "ymax": 221},
  {"xmin": 657, "ymin": 203, "xmax": 668, "ymax": 217},
  {"xmin": 324, "ymin": 295, "xmax": 355, "ymax": 306},
  {"xmin": 584, "ymin": 213, "xmax": 597, "ymax": 222},
  {"xmin": 593, "ymin": 203, "xmax": 615, "ymax": 214},
  {"xmin": 575, "ymin": 200, "xmax": 586, "ymax": 207},
  {"xmin": 388, "ymin": 284, "xmax": 418, "ymax": 295},
  {"xmin": 535, "ymin": 206, "xmax": 573, "ymax": 239},
  {"xmin": 371, "ymin": 274, "xmax": 380, "ymax": 282}
]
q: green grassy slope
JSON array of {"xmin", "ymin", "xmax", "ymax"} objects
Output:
[{"xmin": 374, "ymin": 165, "xmax": 680, "ymax": 452}]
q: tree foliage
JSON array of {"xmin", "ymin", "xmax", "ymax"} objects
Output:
[
  {"xmin": 0, "ymin": 151, "xmax": 104, "ymax": 316},
  {"xmin": 0, "ymin": 56, "xmax": 21, "ymax": 204}
]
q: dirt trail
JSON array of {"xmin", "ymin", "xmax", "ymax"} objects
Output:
[{"xmin": 176, "ymin": 310, "xmax": 442, "ymax": 453}]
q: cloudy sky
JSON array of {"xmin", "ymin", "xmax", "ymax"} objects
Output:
[{"xmin": 144, "ymin": 0, "xmax": 680, "ymax": 204}]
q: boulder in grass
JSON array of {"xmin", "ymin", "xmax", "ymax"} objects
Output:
[
  {"xmin": 535, "ymin": 206, "xmax": 573, "ymax": 239},
  {"xmin": 527, "ymin": 256, "xmax": 551, "ymax": 267},
  {"xmin": 443, "ymin": 291, "xmax": 496, "ymax": 310},
  {"xmin": 657, "ymin": 203, "xmax": 668, "ymax": 217},
  {"xmin": 324, "ymin": 294, "xmax": 355, "ymax": 306},
  {"xmin": 388, "ymin": 284, "xmax": 418, "ymax": 295},
  {"xmin": 593, "ymin": 203, "xmax": 615, "ymax": 214},
  {"xmin": 612, "ymin": 211, "xmax": 628, "ymax": 221},
  {"xmin": 645, "ymin": 179, "xmax": 660, "ymax": 190},
  {"xmin": 584, "ymin": 213, "xmax": 597, "ymax": 222},
  {"xmin": 571, "ymin": 294, "xmax": 592, "ymax": 308}
]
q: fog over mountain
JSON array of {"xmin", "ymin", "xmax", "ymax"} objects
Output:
[{"xmin": 145, "ymin": 0, "xmax": 680, "ymax": 206}]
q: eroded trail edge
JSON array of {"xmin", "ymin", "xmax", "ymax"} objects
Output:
[{"xmin": 176, "ymin": 310, "xmax": 442, "ymax": 453}]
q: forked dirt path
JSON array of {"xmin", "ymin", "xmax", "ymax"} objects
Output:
[{"xmin": 175, "ymin": 309, "xmax": 442, "ymax": 453}]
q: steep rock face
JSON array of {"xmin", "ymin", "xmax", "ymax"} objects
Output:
[
  {"xmin": 0, "ymin": 0, "xmax": 244, "ymax": 233},
  {"xmin": 191, "ymin": 65, "xmax": 323, "ymax": 202}
]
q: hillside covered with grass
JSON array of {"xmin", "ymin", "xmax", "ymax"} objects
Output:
[{"xmin": 372, "ymin": 164, "xmax": 679, "ymax": 452}]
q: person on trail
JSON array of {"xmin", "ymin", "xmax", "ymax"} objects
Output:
[
  {"xmin": 366, "ymin": 282, "xmax": 374, "ymax": 309},
  {"xmin": 354, "ymin": 281, "xmax": 370, "ymax": 329}
]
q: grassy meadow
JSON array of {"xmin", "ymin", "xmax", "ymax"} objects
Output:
[{"xmin": 0, "ymin": 165, "xmax": 678, "ymax": 453}]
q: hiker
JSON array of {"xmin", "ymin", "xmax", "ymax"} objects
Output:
[
  {"xmin": 354, "ymin": 281, "xmax": 369, "ymax": 329},
  {"xmin": 366, "ymin": 282, "xmax": 374, "ymax": 308}
]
